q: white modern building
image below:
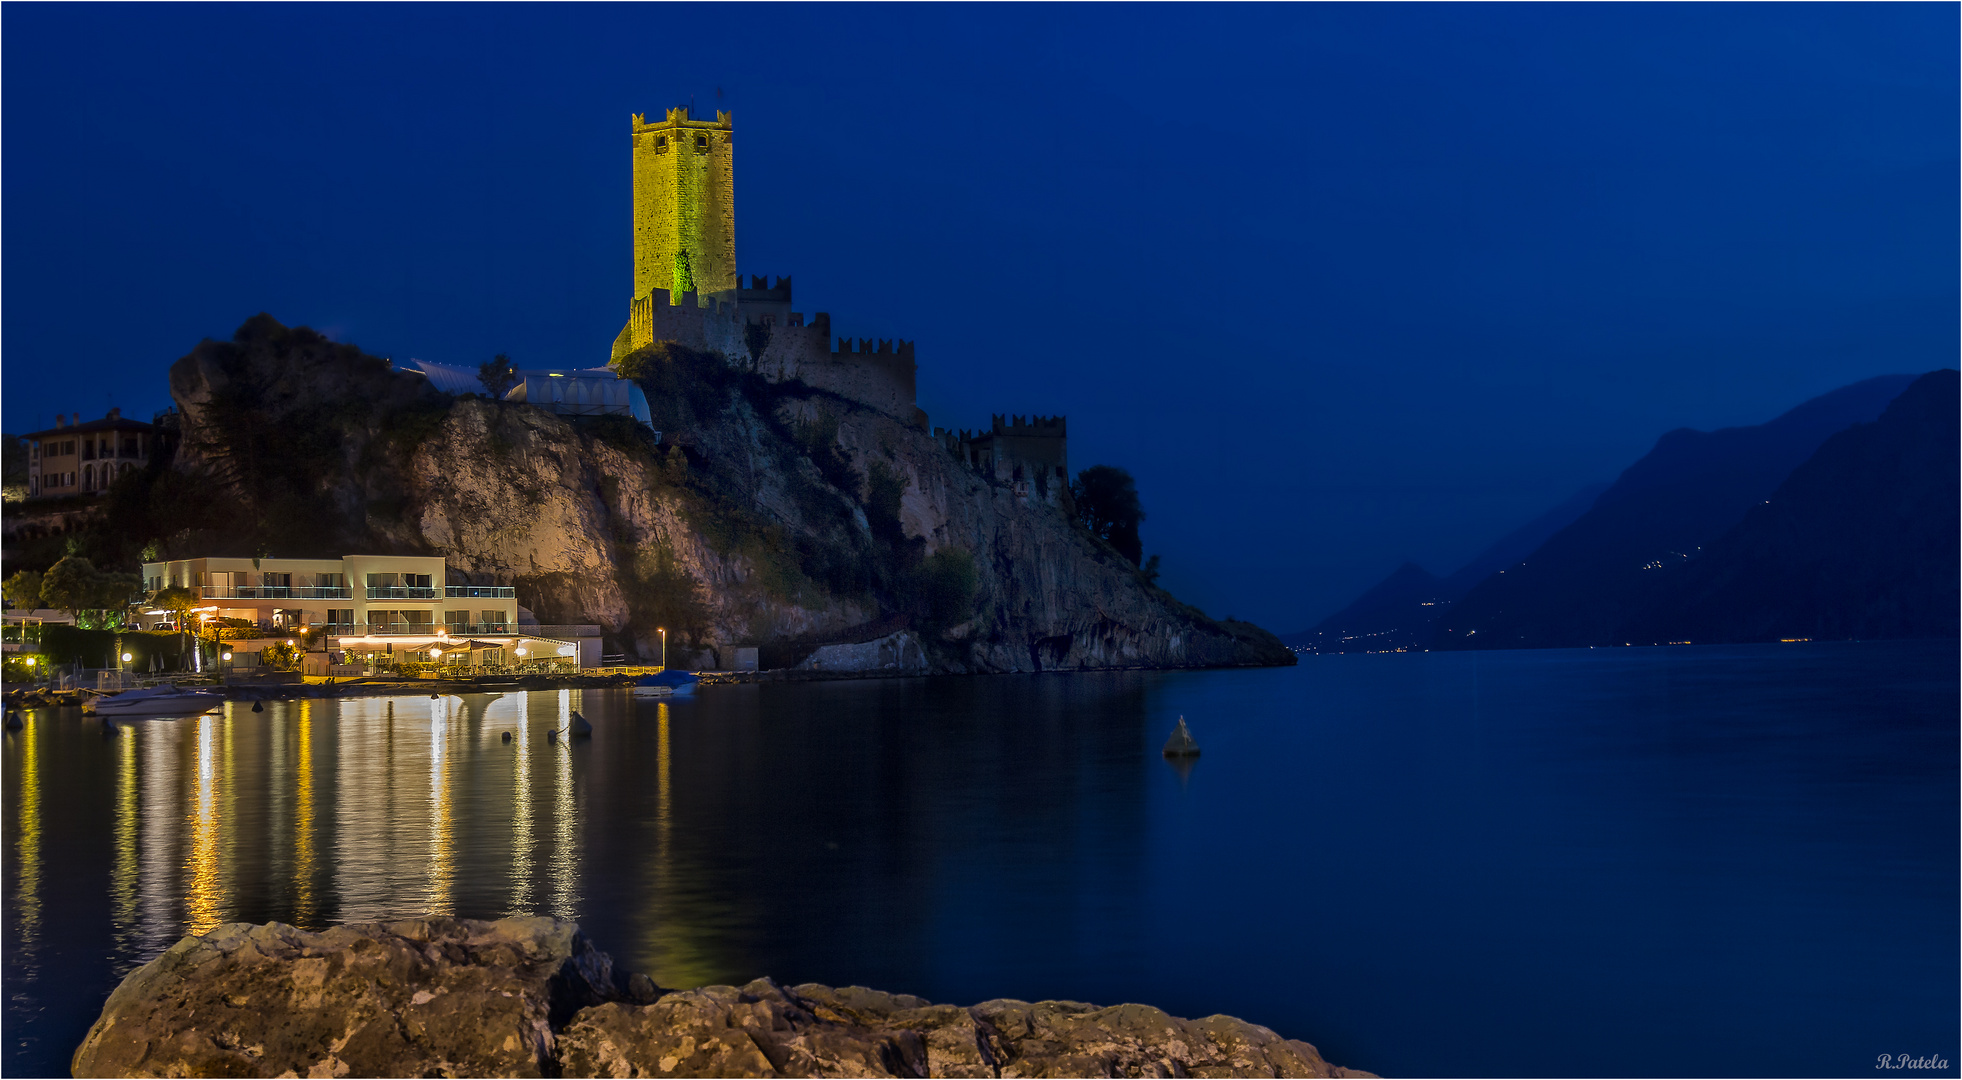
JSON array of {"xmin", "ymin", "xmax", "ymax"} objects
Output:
[{"xmin": 139, "ymin": 554, "xmax": 603, "ymax": 668}]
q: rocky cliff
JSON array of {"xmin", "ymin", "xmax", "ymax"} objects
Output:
[
  {"xmin": 73, "ymin": 918, "xmax": 1371, "ymax": 1078},
  {"xmin": 155, "ymin": 315, "xmax": 1291, "ymax": 672}
]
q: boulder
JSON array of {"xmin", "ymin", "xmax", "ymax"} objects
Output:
[
  {"xmin": 71, "ymin": 917, "xmax": 638, "ymax": 1078},
  {"xmin": 74, "ymin": 919, "xmax": 1373, "ymax": 1078},
  {"xmin": 560, "ymin": 978, "xmax": 1375, "ymax": 1078}
]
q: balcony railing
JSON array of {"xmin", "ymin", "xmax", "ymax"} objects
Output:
[
  {"xmin": 325, "ymin": 623, "xmax": 600, "ymax": 639},
  {"xmin": 366, "ymin": 586, "xmax": 439, "ymax": 600},
  {"xmin": 445, "ymin": 585, "xmax": 517, "ymax": 598},
  {"xmin": 199, "ymin": 586, "xmax": 352, "ymax": 599}
]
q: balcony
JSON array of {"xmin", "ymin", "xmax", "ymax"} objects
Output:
[
  {"xmin": 366, "ymin": 586, "xmax": 440, "ymax": 600},
  {"xmin": 445, "ymin": 585, "xmax": 517, "ymax": 598},
  {"xmin": 326, "ymin": 623, "xmax": 600, "ymax": 639},
  {"xmin": 200, "ymin": 586, "xmax": 352, "ymax": 600}
]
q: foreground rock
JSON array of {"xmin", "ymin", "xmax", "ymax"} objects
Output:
[
  {"xmin": 72, "ymin": 918, "xmax": 645, "ymax": 1078},
  {"xmin": 75, "ymin": 918, "xmax": 1373, "ymax": 1079}
]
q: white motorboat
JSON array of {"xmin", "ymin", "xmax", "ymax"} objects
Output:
[{"xmin": 87, "ymin": 684, "xmax": 224, "ymax": 718}]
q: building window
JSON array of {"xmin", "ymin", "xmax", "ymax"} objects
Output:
[
  {"xmin": 654, "ymin": 136, "xmax": 668, "ymax": 154},
  {"xmin": 82, "ymin": 464, "xmax": 94, "ymax": 489},
  {"xmin": 481, "ymin": 610, "xmax": 508, "ymax": 629},
  {"xmin": 694, "ymin": 134, "xmax": 709, "ymax": 154}
]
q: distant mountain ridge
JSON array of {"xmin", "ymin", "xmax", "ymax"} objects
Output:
[
  {"xmin": 1294, "ymin": 371, "xmax": 1947, "ymax": 652},
  {"xmin": 1283, "ymin": 482, "xmax": 1608, "ymax": 651}
]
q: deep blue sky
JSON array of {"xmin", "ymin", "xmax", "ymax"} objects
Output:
[{"xmin": 4, "ymin": 4, "xmax": 1954, "ymax": 630}]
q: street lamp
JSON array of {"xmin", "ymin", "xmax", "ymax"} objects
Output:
[{"xmin": 658, "ymin": 627, "xmax": 667, "ymax": 670}]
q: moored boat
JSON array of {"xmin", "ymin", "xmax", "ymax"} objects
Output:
[
  {"xmin": 87, "ymin": 684, "xmax": 225, "ymax": 718},
  {"xmin": 631, "ymin": 670, "xmax": 699, "ymax": 698}
]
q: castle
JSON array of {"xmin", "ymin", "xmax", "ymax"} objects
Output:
[{"xmin": 608, "ymin": 106, "xmax": 1065, "ymax": 500}]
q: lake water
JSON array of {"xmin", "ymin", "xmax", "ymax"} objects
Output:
[{"xmin": 5, "ymin": 642, "xmax": 1955, "ymax": 1078}]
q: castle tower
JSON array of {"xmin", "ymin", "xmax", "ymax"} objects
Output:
[{"xmin": 623, "ymin": 106, "xmax": 736, "ymax": 321}]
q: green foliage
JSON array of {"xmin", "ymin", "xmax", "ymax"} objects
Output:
[
  {"xmin": 1072, "ymin": 465, "xmax": 1146, "ymax": 565},
  {"xmin": 39, "ymin": 627, "xmax": 184, "ymax": 670},
  {"xmin": 4, "ymin": 569, "xmax": 44, "ymax": 610},
  {"xmin": 3, "ymin": 654, "xmax": 46, "ymax": 684},
  {"xmin": 478, "ymin": 354, "xmax": 519, "ymax": 398},
  {"xmin": 863, "ymin": 460, "xmax": 908, "ymax": 547},
  {"xmin": 612, "ymin": 340, "xmax": 736, "ymax": 434},
  {"xmin": 259, "ymin": 642, "xmax": 302, "ymax": 671},
  {"xmin": 910, "ymin": 547, "xmax": 979, "ymax": 630},
  {"xmin": 743, "ymin": 323, "xmax": 773, "ymax": 369},
  {"xmin": 626, "ymin": 540, "xmax": 709, "ymax": 644},
  {"xmin": 1141, "ymin": 554, "xmax": 1163, "ymax": 587},
  {"xmin": 672, "ymin": 250, "xmax": 695, "ymax": 297},
  {"xmin": 152, "ymin": 585, "xmax": 199, "ymax": 621},
  {"xmin": 41, "ymin": 556, "xmax": 139, "ymax": 628}
]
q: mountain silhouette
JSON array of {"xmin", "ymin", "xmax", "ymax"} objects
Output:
[
  {"xmin": 1627, "ymin": 369, "xmax": 1958, "ymax": 643},
  {"xmin": 1285, "ymin": 482, "xmax": 1609, "ymax": 652},
  {"xmin": 1434, "ymin": 372, "xmax": 1925, "ymax": 649}
]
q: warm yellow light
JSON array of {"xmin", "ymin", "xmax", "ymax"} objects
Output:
[
  {"xmin": 430, "ymin": 648, "xmax": 443, "ymax": 658},
  {"xmin": 515, "ymin": 648, "xmax": 527, "ymax": 657},
  {"xmin": 221, "ymin": 652, "xmax": 232, "ymax": 661},
  {"xmin": 121, "ymin": 653, "xmax": 132, "ymax": 662},
  {"xmin": 24, "ymin": 658, "xmax": 35, "ymax": 667},
  {"xmin": 287, "ymin": 639, "xmax": 295, "ymax": 646}
]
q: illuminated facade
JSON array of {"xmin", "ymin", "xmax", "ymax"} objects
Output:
[{"xmin": 612, "ymin": 107, "xmax": 737, "ymax": 361}]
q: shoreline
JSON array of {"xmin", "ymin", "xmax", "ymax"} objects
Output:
[{"xmin": 2, "ymin": 658, "xmax": 1293, "ymax": 708}]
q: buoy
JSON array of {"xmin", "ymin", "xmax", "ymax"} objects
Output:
[
  {"xmin": 430, "ymin": 692, "xmax": 441, "ymax": 699},
  {"xmin": 251, "ymin": 700, "xmax": 265, "ymax": 713},
  {"xmin": 1162, "ymin": 716, "xmax": 1200, "ymax": 758},
  {"xmin": 4, "ymin": 713, "xmax": 21, "ymax": 731},
  {"xmin": 569, "ymin": 710, "xmax": 593, "ymax": 737},
  {"xmin": 501, "ymin": 731, "xmax": 513, "ymax": 743},
  {"xmin": 546, "ymin": 729, "xmax": 558, "ymax": 744}
]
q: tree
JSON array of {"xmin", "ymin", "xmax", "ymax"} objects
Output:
[
  {"xmin": 912, "ymin": 548, "xmax": 979, "ymax": 630},
  {"xmin": 478, "ymin": 353, "xmax": 519, "ymax": 398},
  {"xmin": 3, "ymin": 568, "xmax": 43, "ymax": 611},
  {"xmin": 1071, "ymin": 465, "xmax": 1146, "ymax": 565},
  {"xmin": 41, "ymin": 555, "xmax": 140, "ymax": 629},
  {"xmin": 152, "ymin": 584, "xmax": 199, "ymax": 626},
  {"xmin": 259, "ymin": 642, "xmax": 302, "ymax": 671}
]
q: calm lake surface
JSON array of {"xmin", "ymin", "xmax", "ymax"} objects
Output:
[{"xmin": 5, "ymin": 642, "xmax": 1956, "ymax": 1078}]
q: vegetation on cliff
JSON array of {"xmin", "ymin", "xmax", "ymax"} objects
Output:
[{"xmin": 24, "ymin": 314, "xmax": 1292, "ymax": 672}]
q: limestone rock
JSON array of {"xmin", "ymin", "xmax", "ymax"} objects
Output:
[
  {"xmin": 558, "ymin": 978, "xmax": 1376, "ymax": 1079},
  {"xmin": 161, "ymin": 316, "xmax": 1295, "ymax": 675},
  {"xmin": 75, "ymin": 920, "xmax": 1373, "ymax": 1079},
  {"xmin": 71, "ymin": 917, "xmax": 635, "ymax": 1079}
]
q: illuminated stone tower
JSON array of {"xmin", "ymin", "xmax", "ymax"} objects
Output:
[{"xmin": 613, "ymin": 107, "xmax": 736, "ymax": 359}]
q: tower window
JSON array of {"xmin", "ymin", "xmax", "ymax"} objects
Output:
[
  {"xmin": 694, "ymin": 134, "xmax": 709, "ymax": 154},
  {"xmin": 654, "ymin": 136, "xmax": 668, "ymax": 154}
]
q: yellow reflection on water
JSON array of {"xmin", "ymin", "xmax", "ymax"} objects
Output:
[
  {"xmin": 507, "ymin": 693, "xmax": 534, "ymax": 915},
  {"xmin": 549, "ymin": 690, "xmax": 578, "ymax": 917},
  {"xmin": 15, "ymin": 717, "xmax": 41, "ymax": 946},
  {"xmin": 184, "ymin": 712, "xmax": 223, "ymax": 934},
  {"xmin": 294, "ymin": 702, "xmax": 316, "ymax": 925},
  {"xmin": 112, "ymin": 727, "xmax": 137, "ymax": 934},
  {"xmin": 641, "ymin": 701, "xmax": 719, "ymax": 989},
  {"xmin": 427, "ymin": 697, "xmax": 454, "ymax": 915}
]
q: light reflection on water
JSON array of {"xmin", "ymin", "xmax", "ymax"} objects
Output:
[{"xmin": 3, "ymin": 650, "xmax": 1956, "ymax": 1080}]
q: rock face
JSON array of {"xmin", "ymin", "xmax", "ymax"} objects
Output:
[
  {"xmin": 560, "ymin": 979, "xmax": 1373, "ymax": 1079},
  {"xmin": 75, "ymin": 919, "xmax": 1373, "ymax": 1079},
  {"xmin": 71, "ymin": 917, "xmax": 644, "ymax": 1079},
  {"xmin": 157, "ymin": 315, "xmax": 1293, "ymax": 674}
]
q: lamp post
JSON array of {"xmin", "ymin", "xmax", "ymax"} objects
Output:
[{"xmin": 658, "ymin": 627, "xmax": 667, "ymax": 671}]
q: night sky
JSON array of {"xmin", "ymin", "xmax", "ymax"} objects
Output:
[{"xmin": 4, "ymin": 4, "xmax": 1954, "ymax": 631}]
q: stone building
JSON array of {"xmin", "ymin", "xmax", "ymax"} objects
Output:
[
  {"xmin": 20, "ymin": 408, "xmax": 161, "ymax": 500},
  {"xmin": 938, "ymin": 415, "xmax": 1070, "ymax": 504}
]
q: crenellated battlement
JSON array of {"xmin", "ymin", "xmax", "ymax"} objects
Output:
[
  {"xmin": 632, "ymin": 107, "xmax": 733, "ymax": 132},
  {"xmin": 835, "ymin": 338, "xmax": 915, "ymax": 357},
  {"xmin": 936, "ymin": 414, "xmax": 1070, "ymax": 502}
]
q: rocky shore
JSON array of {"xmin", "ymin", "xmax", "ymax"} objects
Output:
[{"xmin": 73, "ymin": 917, "xmax": 1373, "ymax": 1078}]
